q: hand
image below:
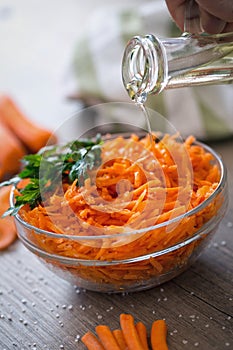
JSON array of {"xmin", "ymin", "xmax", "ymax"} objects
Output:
[{"xmin": 165, "ymin": 0, "xmax": 233, "ymax": 34}]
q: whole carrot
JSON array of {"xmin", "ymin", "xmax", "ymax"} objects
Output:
[
  {"xmin": 0, "ymin": 186, "xmax": 17, "ymax": 250},
  {"xmin": 0, "ymin": 95, "xmax": 57, "ymax": 153},
  {"xmin": 81, "ymin": 331, "xmax": 105, "ymax": 350},
  {"xmin": 120, "ymin": 314, "xmax": 145, "ymax": 350},
  {"xmin": 0, "ymin": 122, "xmax": 25, "ymax": 180},
  {"xmin": 150, "ymin": 320, "xmax": 169, "ymax": 350},
  {"xmin": 96, "ymin": 325, "xmax": 121, "ymax": 350}
]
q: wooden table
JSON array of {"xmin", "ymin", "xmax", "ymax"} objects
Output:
[{"xmin": 0, "ymin": 138, "xmax": 233, "ymax": 350}]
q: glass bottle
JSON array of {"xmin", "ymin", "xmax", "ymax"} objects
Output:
[{"xmin": 122, "ymin": 32, "xmax": 233, "ymax": 103}]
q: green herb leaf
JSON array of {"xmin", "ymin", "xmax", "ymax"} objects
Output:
[{"xmin": 0, "ymin": 134, "xmax": 103, "ymax": 216}]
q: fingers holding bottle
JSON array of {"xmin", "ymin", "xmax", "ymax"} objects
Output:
[{"xmin": 165, "ymin": 0, "xmax": 233, "ymax": 34}]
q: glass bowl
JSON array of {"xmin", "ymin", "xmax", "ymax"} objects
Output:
[{"xmin": 11, "ymin": 133, "xmax": 228, "ymax": 293}]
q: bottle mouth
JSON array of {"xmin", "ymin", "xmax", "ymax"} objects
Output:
[{"xmin": 122, "ymin": 34, "xmax": 168, "ymax": 102}]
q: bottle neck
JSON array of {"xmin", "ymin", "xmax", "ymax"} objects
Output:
[
  {"xmin": 122, "ymin": 34, "xmax": 168, "ymax": 102},
  {"xmin": 122, "ymin": 32, "xmax": 233, "ymax": 101}
]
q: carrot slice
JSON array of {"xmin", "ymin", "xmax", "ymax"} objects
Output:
[
  {"xmin": 120, "ymin": 314, "xmax": 145, "ymax": 350},
  {"xmin": 136, "ymin": 322, "xmax": 149, "ymax": 350},
  {"xmin": 96, "ymin": 325, "xmax": 121, "ymax": 350},
  {"xmin": 0, "ymin": 186, "xmax": 17, "ymax": 250},
  {"xmin": 0, "ymin": 95, "xmax": 57, "ymax": 153},
  {"xmin": 112, "ymin": 329, "xmax": 128, "ymax": 350},
  {"xmin": 81, "ymin": 331, "xmax": 105, "ymax": 350},
  {"xmin": 150, "ymin": 320, "xmax": 168, "ymax": 350}
]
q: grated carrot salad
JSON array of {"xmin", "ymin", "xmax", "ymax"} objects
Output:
[{"xmin": 19, "ymin": 133, "xmax": 222, "ymax": 286}]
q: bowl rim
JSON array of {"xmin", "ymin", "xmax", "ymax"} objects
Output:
[{"xmin": 11, "ymin": 140, "xmax": 227, "ymax": 240}]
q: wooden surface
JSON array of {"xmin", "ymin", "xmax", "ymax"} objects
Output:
[
  {"xmin": 0, "ymin": 138, "xmax": 232, "ymax": 350},
  {"xmin": 0, "ymin": 1, "xmax": 232, "ymax": 349}
]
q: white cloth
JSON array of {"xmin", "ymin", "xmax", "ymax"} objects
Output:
[{"xmin": 71, "ymin": 1, "xmax": 233, "ymax": 140}]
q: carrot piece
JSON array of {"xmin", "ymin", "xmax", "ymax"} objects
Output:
[
  {"xmin": 81, "ymin": 331, "xmax": 105, "ymax": 350},
  {"xmin": 120, "ymin": 314, "xmax": 145, "ymax": 350},
  {"xmin": 95, "ymin": 325, "xmax": 121, "ymax": 350},
  {"xmin": 136, "ymin": 322, "xmax": 149, "ymax": 350},
  {"xmin": 0, "ymin": 186, "xmax": 17, "ymax": 250},
  {"xmin": 150, "ymin": 320, "xmax": 168, "ymax": 350},
  {"xmin": 112, "ymin": 329, "xmax": 128, "ymax": 350},
  {"xmin": 0, "ymin": 95, "xmax": 57, "ymax": 153},
  {"xmin": 0, "ymin": 122, "xmax": 25, "ymax": 180}
]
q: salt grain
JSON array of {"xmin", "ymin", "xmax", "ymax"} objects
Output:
[
  {"xmin": 182, "ymin": 339, "xmax": 188, "ymax": 345},
  {"xmin": 75, "ymin": 335, "xmax": 80, "ymax": 343}
]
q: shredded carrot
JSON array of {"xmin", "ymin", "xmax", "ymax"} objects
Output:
[
  {"xmin": 18, "ymin": 133, "xmax": 222, "ymax": 287},
  {"xmin": 81, "ymin": 331, "xmax": 105, "ymax": 350},
  {"xmin": 120, "ymin": 314, "xmax": 145, "ymax": 350},
  {"xmin": 151, "ymin": 320, "xmax": 168, "ymax": 350}
]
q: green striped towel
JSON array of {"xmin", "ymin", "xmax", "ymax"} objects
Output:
[{"xmin": 71, "ymin": 1, "xmax": 233, "ymax": 141}]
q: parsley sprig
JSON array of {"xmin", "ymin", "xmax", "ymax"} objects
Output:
[{"xmin": 0, "ymin": 134, "xmax": 103, "ymax": 216}]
